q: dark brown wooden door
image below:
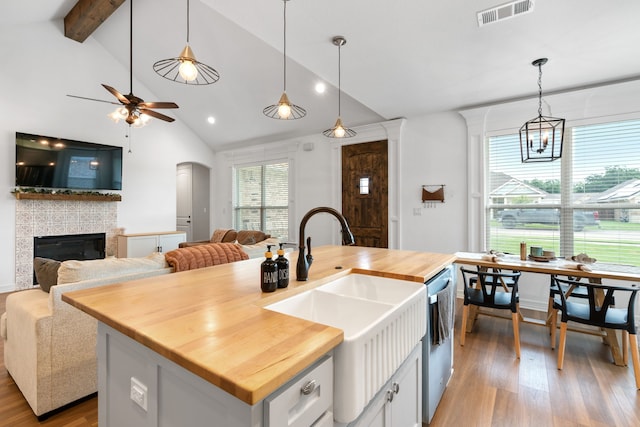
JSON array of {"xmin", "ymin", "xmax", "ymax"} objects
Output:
[{"xmin": 341, "ymin": 140, "xmax": 388, "ymax": 248}]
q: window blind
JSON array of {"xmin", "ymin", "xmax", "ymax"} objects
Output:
[
  {"xmin": 234, "ymin": 162, "xmax": 289, "ymax": 240},
  {"xmin": 487, "ymin": 119, "xmax": 640, "ymax": 265}
]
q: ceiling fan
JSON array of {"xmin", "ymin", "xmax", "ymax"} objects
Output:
[{"xmin": 68, "ymin": 0, "xmax": 178, "ymax": 126}]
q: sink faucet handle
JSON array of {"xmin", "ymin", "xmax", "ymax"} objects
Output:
[{"xmin": 306, "ymin": 236, "xmax": 313, "ymax": 266}]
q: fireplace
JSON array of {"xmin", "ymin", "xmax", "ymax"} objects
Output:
[
  {"xmin": 15, "ymin": 198, "xmax": 119, "ymax": 290},
  {"xmin": 33, "ymin": 233, "xmax": 106, "ymax": 285},
  {"xmin": 34, "ymin": 233, "xmax": 106, "ymax": 261}
]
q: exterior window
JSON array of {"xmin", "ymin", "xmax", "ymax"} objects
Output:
[
  {"xmin": 487, "ymin": 119, "xmax": 640, "ymax": 266},
  {"xmin": 234, "ymin": 162, "xmax": 289, "ymax": 240}
]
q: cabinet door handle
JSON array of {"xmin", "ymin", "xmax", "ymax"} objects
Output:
[
  {"xmin": 386, "ymin": 389, "xmax": 394, "ymax": 402},
  {"xmin": 300, "ymin": 379, "xmax": 317, "ymax": 395},
  {"xmin": 392, "ymin": 382, "xmax": 400, "ymax": 394}
]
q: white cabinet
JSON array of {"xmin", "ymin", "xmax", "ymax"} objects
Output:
[
  {"xmin": 97, "ymin": 323, "xmax": 332, "ymax": 427},
  {"xmin": 347, "ymin": 344, "xmax": 422, "ymax": 427},
  {"xmin": 117, "ymin": 231, "xmax": 186, "ymax": 258}
]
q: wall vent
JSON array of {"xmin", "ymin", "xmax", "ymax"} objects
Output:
[{"xmin": 477, "ymin": 0, "xmax": 534, "ymax": 27}]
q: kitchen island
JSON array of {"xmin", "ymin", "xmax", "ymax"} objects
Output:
[{"xmin": 63, "ymin": 245, "xmax": 456, "ymax": 426}]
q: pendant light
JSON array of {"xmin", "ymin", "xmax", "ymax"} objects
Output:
[
  {"xmin": 263, "ymin": 0, "xmax": 306, "ymax": 120},
  {"xmin": 519, "ymin": 58, "xmax": 564, "ymax": 162},
  {"xmin": 323, "ymin": 36, "xmax": 356, "ymax": 138},
  {"xmin": 153, "ymin": 0, "xmax": 220, "ymax": 85}
]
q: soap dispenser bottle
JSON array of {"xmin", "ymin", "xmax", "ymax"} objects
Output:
[
  {"xmin": 261, "ymin": 245, "xmax": 278, "ymax": 293},
  {"xmin": 275, "ymin": 243, "xmax": 289, "ymax": 288}
]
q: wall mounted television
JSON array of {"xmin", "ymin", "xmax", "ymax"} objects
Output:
[{"xmin": 15, "ymin": 132, "xmax": 123, "ymax": 191}]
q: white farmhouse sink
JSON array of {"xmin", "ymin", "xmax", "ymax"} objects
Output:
[{"xmin": 265, "ymin": 274, "xmax": 426, "ymax": 423}]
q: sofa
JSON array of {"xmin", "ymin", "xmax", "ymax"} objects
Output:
[
  {"xmin": 0, "ymin": 253, "xmax": 173, "ymax": 418},
  {"xmin": 179, "ymin": 228, "xmax": 287, "ymax": 259}
]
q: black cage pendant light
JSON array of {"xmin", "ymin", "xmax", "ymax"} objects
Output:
[
  {"xmin": 323, "ymin": 36, "xmax": 356, "ymax": 138},
  {"xmin": 263, "ymin": 0, "xmax": 306, "ymax": 120},
  {"xmin": 153, "ymin": 0, "xmax": 220, "ymax": 85},
  {"xmin": 519, "ymin": 58, "xmax": 564, "ymax": 162}
]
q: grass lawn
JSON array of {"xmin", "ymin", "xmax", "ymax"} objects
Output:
[{"xmin": 488, "ymin": 220, "xmax": 640, "ymax": 266}]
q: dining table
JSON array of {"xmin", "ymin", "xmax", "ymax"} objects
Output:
[{"xmin": 455, "ymin": 251, "xmax": 640, "ymax": 367}]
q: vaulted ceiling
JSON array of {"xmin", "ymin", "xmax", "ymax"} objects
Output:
[{"xmin": 6, "ymin": 0, "xmax": 640, "ymax": 151}]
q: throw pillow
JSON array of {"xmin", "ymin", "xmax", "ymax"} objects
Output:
[
  {"xmin": 236, "ymin": 230, "xmax": 270, "ymax": 246},
  {"xmin": 33, "ymin": 257, "xmax": 61, "ymax": 292},
  {"xmin": 221, "ymin": 229, "xmax": 238, "ymax": 243}
]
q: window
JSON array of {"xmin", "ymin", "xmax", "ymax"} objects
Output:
[
  {"xmin": 487, "ymin": 119, "xmax": 640, "ymax": 266},
  {"xmin": 234, "ymin": 161, "xmax": 289, "ymax": 240}
]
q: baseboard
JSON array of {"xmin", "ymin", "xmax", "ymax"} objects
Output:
[{"xmin": 0, "ymin": 283, "xmax": 15, "ymax": 294}]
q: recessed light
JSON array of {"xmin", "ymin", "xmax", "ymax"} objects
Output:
[
  {"xmin": 207, "ymin": 116, "xmax": 216, "ymax": 124},
  {"xmin": 315, "ymin": 82, "xmax": 326, "ymax": 94}
]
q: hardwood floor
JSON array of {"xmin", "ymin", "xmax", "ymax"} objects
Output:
[
  {"xmin": 1, "ymin": 291, "xmax": 638, "ymax": 426},
  {"xmin": 431, "ymin": 307, "xmax": 640, "ymax": 427}
]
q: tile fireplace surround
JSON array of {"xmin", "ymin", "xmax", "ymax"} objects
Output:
[{"xmin": 15, "ymin": 199, "xmax": 119, "ymax": 290}]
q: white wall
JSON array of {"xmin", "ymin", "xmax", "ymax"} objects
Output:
[
  {"xmin": 0, "ymin": 20, "xmax": 215, "ymax": 291},
  {"xmin": 399, "ymin": 112, "xmax": 468, "ymax": 253},
  {"xmin": 213, "ymin": 114, "xmax": 469, "ymax": 254}
]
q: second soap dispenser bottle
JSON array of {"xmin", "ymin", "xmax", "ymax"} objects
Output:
[{"xmin": 275, "ymin": 243, "xmax": 289, "ymax": 288}]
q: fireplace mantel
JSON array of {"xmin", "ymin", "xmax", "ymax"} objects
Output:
[{"xmin": 13, "ymin": 192, "xmax": 121, "ymax": 202}]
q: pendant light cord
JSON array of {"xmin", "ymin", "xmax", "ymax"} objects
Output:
[
  {"xmin": 282, "ymin": 0, "xmax": 287, "ymax": 92},
  {"xmin": 129, "ymin": 0, "xmax": 133, "ymax": 94},
  {"xmin": 537, "ymin": 62, "xmax": 543, "ymax": 118},
  {"xmin": 338, "ymin": 41, "xmax": 342, "ymax": 117},
  {"xmin": 186, "ymin": 0, "xmax": 190, "ymax": 44}
]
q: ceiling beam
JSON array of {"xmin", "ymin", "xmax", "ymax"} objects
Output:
[{"xmin": 64, "ymin": 0, "xmax": 126, "ymax": 43}]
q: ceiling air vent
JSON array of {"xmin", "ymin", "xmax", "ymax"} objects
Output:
[{"xmin": 477, "ymin": 0, "xmax": 534, "ymax": 27}]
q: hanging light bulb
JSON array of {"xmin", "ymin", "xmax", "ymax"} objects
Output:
[
  {"xmin": 276, "ymin": 93, "xmax": 293, "ymax": 119},
  {"xmin": 263, "ymin": 0, "xmax": 306, "ymax": 120},
  {"xmin": 153, "ymin": 0, "xmax": 220, "ymax": 85},
  {"xmin": 323, "ymin": 36, "xmax": 356, "ymax": 138},
  {"xmin": 332, "ymin": 118, "xmax": 346, "ymax": 138},
  {"xmin": 178, "ymin": 45, "xmax": 198, "ymax": 81}
]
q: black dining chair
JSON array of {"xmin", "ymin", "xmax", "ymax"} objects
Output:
[
  {"xmin": 460, "ymin": 267, "xmax": 522, "ymax": 358},
  {"xmin": 547, "ymin": 274, "xmax": 590, "ymax": 343},
  {"xmin": 549, "ymin": 276, "xmax": 640, "ymax": 389}
]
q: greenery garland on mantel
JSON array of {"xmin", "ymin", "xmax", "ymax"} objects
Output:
[{"xmin": 11, "ymin": 188, "xmax": 122, "ymax": 202}]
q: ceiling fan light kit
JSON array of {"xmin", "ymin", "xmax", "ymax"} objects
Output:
[
  {"xmin": 263, "ymin": 0, "xmax": 306, "ymax": 120},
  {"xmin": 153, "ymin": 0, "xmax": 220, "ymax": 85},
  {"xmin": 323, "ymin": 36, "xmax": 356, "ymax": 138},
  {"xmin": 519, "ymin": 57, "xmax": 565, "ymax": 162}
]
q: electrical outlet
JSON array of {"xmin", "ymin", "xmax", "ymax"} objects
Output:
[
  {"xmin": 413, "ymin": 207, "xmax": 422, "ymax": 216},
  {"xmin": 130, "ymin": 377, "xmax": 148, "ymax": 411}
]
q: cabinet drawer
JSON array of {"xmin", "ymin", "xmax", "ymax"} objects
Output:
[{"xmin": 264, "ymin": 354, "xmax": 333, "ymax": 427}]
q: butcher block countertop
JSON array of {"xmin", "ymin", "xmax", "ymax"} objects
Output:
[{"xmin": 62, "ymin": 245, "xmax": 456, "ymax": 405}]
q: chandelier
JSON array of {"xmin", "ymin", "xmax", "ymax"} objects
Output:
[{"xmin": 519, "ymin": 58, "xmax": 564, "ymax": 162}]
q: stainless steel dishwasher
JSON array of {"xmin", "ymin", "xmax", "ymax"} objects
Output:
[{"xmin": 423, "ymin": 264, "xmax": 455, "ymax": 424}]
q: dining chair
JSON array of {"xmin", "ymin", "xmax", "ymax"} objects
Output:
[
  {"xmin": 547, "ymin": 274, "xmax": 589, "ymax": 343},
  {"xmin": 460, "ymin": 267, "xmax": 522, "ymax": 358},
  {"xmin": 549, "ymin": 276, "xmax": 640, "ymax": 389}
]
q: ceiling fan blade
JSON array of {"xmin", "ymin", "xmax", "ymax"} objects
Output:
[
  {"xmin": 139, "ymin": 101, "xmax": 179, "ymax": 109},
  {"xmin": 67, "ymin": 94, "xmax": 121, "ymax": 105},
  {"xmin": 140, "ymin": 108, "xmax": 175, "ymax": 122},
  {"xmin": 102, "ymin": 84, "xmax": 130, "ymax": 105}
]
